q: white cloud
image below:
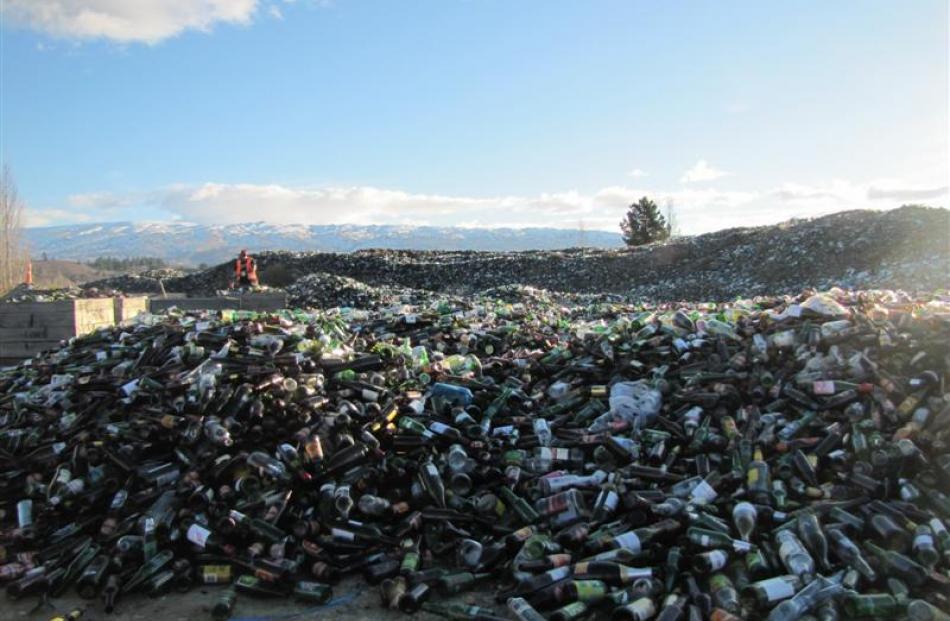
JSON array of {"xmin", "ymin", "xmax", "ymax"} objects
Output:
[
  {"xmin": 627, "ymin": 168, "xmax": 648, "ymax": 178},
  {"xmin": 2, "ymin": 0, "xmax": 259, "ymax": 44},
  {"xmin": 53, "ymin": 175, "xmax": 946, "ymax": 236},
  {"xmin": 68, "ymin": 191, "xmax": 141, "ymax": 209},
  {"xmin": 267, "ymin": 5, "xmax": 283, "ymax": 19},
  {"xmin": 25, "ymin": 209, "xmax": 94, "ymax": 227},
  {"xmin": 680, "ymin": 159, "xmax": 732, "ymax": 184},
  {"xmin": 867, "ymin": 184, "xmax": 949, "ymax": 202}
]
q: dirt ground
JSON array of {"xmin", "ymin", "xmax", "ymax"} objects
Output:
[{"xmin": 5, "ymin": 576, "xmax": 500, "ymax": 621}]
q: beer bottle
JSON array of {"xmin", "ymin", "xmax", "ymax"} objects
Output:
[
  {"xmin": 864, "ymin": 541, "xmax": 928, "ymax": 587},
  {"xmin": 570, "ymin": 561, "xmax": 653, "ymax": 586},
  {"xmin": 687, "ymin": 528, "xmax": 753, "ymax": 554},
  {"xmin": 773, "ymin": 530, "xmax": 814, "ymax": 581},
  {"xmin": 912, "ymin": 525, "xmax": 940, "ymax": 568},
  {"xmin": 212, "ymin": 587, "xmax": 237, "ymax": 621},
  {"xmin": 907, "ymin": 599, "xmax": 950, "ymax": 621},
  {"xmin": 731, "ymin": 502, "xmax": 757, "ymax": 542},
  {"xmin": 507, "ymin": 596, "xmax": 546, "ymax": 621},
  {"xmin": 743, "ymin": 574, "xmax": 802, "ymax": 608},
  {"xmin": 611, "ymin": 597, "xmax": 657, "ymax": 621},
  {"xmin": 796, "ymin": 512, "xmax": 830, "ymax": 571},
  {"xmin": 708, "ymin": 573, "xmax": 740, "ymax": 614},
  {"xmin": 826, "ymin": 527, "xmax": 876, "ymax": 580},
  {"xmin": 842, "ymin": 593, "xmax": 901, "ymax": 618}
]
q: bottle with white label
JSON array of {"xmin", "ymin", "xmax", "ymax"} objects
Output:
[
  {"xmin": 743, "ymin": 574, "xmax": 803, "ymax": 607},
  {"xmin": 691, "ymin": 549, "xmax": 730, "ymax": 574},
  {"xmin": 774, "ymin": 530, "xmax": 815, "ymax": 581},
  {"xmin": 587, "ymin": 519, "xmax": 681, "ymax": 554},
  {"xmin": 687, "ymin": 471, "xmax": 721, "ymax": 505},
  {"xmin": 912, "ymin": 525, "xmax": 940, "ymax": 568},
  {"xmin": 507, "ymin": 597, "xmax": 546, "ymax": 621},
  {"xmin": 687, "ymin": 527, "xmax": 754, "ymax": 554}
]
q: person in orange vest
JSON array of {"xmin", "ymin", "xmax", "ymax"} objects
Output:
[{"xmin": 234, "ymin": 249, "xmax": 259, "ymax": 288}]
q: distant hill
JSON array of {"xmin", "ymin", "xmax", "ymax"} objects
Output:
[
  {"xmin": 85, "ymin": 205, "xmax": 949, "ymax": 301},
  {"xmin": 29, "ymin": 260, "xmax": 119, "ymax": 289},
  {"xmin": 24, "ymin": 222, "xmax": 623, "ymax": 264}
]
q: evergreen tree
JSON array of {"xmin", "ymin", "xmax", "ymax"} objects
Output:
[{"xmin": 619, "ymin": 197, "xmax": 670, "ymax": 246}]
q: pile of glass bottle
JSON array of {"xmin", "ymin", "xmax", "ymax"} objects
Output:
[{"xmin": 0, "ymin": 287, "xmax": 948, "ymax": 621}]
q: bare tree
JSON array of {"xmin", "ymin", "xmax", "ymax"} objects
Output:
[
  {"xmin": 664, "ymin": 199, "xmax": 680, "ymax": 238},
  {"xmin": 0, "ymin": 165, "xmax": 29, "ymax": 294}
]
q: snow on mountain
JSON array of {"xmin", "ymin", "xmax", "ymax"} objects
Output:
[{"xmin": 24, "ymin": 221, "xmax": 623, "ymax": 265}]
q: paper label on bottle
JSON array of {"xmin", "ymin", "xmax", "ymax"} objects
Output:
[
  {"xmin": 574, "ymin": 580, "xmax": 606, "ymax": 600},
  {"xmin": 559, "ymin": 602, "xmax": 587, "ymax": 616},
  {"xmin": 187, "ymin": 523, "xmax": 211, "ymax": 548},
  {"xmin": 121, "ymin": 379, "xmax": 139, "ymax": 396},
  {"xmin": 812, "ymin": 380, "xmax": 836, "ymax": 395},
  {"xmin": 331, "ymin": 528, "xmax": 355, "ymax": 542},
  {"xmin": 510, "ymin": 526, "xmax": 534, "ymax": 543},
  {"xmin": 599, "ymin": 491, "xmax": 619, "ymax": 511},
  {"xmin": 545, "ymin": 475, "xmax": 577, "ymax": 493},
  {"xmin": 429, "ymin": 422, "xmax": 451, "ymax": 435},
  {"xmin": 614, "ymin": 531, "xmax": 642, "ymax": 553},
  {"xmin": 200, "ymin": 565, "xmax": 232, "ymax": 584},
  {"xmin": 628, "ymin": 598, "xmax": 657, "ymax": 617},
  {"xmin": 708, "ymin": 550, "xmax": 728, "ymax": 570},
  {"xmin": 690, "ymin": 480, "xmax": 718, "ymax": 504},
  {"xmin": 761, "ymin": 577, "xmax": 796, "ymax": 602}
]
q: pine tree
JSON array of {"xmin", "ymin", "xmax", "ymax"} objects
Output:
[{"xmin": 619, "ymin": 197, "xmax": 670, "ymax": 246}]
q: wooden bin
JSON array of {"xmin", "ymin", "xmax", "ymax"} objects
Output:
[
  {"xmin": 149, "ymin": 296, "xmax": 241, "ymax": 313},
  {"xmin": 0, "ymin": 298, "xmax": 115, "ymax": 365},
  {"xmin": 240, "ymin": 292, "xmax": 288, "ymax": 311},
  {"xmin": 114, "ymin": 296, "xmax": 149, "ymax": 324}
]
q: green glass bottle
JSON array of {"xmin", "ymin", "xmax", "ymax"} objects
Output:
[{"xmin": 842, "ymin": 593, "xmax": 902, "ymax": 618}]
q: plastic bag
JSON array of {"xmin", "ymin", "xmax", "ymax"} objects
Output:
[{"xmin": 588, "ymin": 380, "xmax": 662, "ymax": 432}]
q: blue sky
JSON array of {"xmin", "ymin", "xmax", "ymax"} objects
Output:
[{"xmin": 1, "ymin": 0, "xmax": 947, "ymax": 233}]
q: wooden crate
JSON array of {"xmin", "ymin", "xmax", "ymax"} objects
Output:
[
  {"xmin": 149, "ymin": 296, "xmax": 241, "ymax": 313},
  {"xmin": 114, "ymin": 296, "xmax": 149, "ymax": 324},
  {"xmin": 0, "ymin": 298, "xmax": 115, "ymax": 364}
]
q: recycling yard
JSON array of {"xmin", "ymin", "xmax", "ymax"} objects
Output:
[
  {"xmin": 1, "ymin": 280, "xmax": 949, "ymax": 621},
  {"xmin": 3, "ymin": 1, "xmax": 948, "ymax": 618}
]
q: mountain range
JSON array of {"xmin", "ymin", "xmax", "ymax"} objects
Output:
[{"xmin": 24, "ymin": 222, "xmax": 623, "ymax": 264}]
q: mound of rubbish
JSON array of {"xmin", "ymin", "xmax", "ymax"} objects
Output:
[
  {"xmin": 108, "ymin": 206, "xmax": 948, "ymax": 301},
  {"xmin": 1, "ymin": 283, "xmax": 122, "ymax": 303},
  {"xmin": 84, "ymin": 268, "xmax": 188, "ymax": 294},
  {"xmin": 285, "ymin": 272, "xmax": 418, "ymax": 309},
  {"xmin": 1, "ymin": 286, "xmax": 949, "ymax": 620}
]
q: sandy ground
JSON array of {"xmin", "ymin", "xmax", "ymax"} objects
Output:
[{"xmin": 5, "ymin": 576, "xmax": 500, "ymax": 621}]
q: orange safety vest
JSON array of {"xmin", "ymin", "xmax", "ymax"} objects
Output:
[{"xmin": 235, "ymin": 256, "xmax": 257, "ymax": 279}]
